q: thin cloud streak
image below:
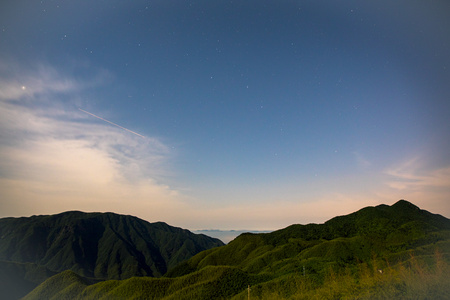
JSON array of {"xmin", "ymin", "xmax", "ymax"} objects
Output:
[{"xmin": 78, "ymin": 108, "xmax": 147, "ymax": 139}]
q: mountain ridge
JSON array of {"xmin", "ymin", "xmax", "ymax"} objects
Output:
[
  {"xmin": 0, "ymin": 210, "xmax": 224, "ymax": 299},
  {"xmin": 4, "ymin": 200, "xmax": 450, "ymax": 299},
  {"xmin": 165, "ymin": 200, "xmax": 450, "ymax": 279},
  {"xmin": 22, "ymin": 199, "xmax": 450, "ymax": 299}
]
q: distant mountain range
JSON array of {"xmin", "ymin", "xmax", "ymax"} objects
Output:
[
  {"xmin": 3, "ymin": 200, "xmax": 450, "ymax": 299},
  {"xmin": 0, "ymin": 211, "xmax": 223, "ymax": 299}
]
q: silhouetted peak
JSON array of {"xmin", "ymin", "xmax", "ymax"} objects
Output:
[{"xmin": 391, "ymin": 199, "xmax": 420, "ymax": 211}]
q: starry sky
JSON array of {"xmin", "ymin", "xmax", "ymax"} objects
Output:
[{"xmin": 1, "ymin": 0, "xmax": 449, "ymax": 230}]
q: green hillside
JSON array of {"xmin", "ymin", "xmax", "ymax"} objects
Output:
[
  {"xmin": 168, "ymin": 200, "xmax": 449, "ymax": 275},
  {"xmin": 0, "ymin": 211, "xmax": 223, "ymax": 299},
  {"xmin": 21, "ymin": 200, "xmax": 450, "ymax": 299}
]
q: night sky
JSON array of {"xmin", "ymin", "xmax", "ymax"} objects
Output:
[{"xmin": 1, "ymin": 0, "xmax": 449, "ymax": 230}]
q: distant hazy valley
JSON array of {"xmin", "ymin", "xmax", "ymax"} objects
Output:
[{"xmin": 194, "ymin": 229, "xmax": 272, "ymax": 244}]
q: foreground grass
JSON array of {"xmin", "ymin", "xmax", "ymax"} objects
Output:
[
  {"xmin": 232, "ymin": 250, "xmax": 450, "ymax": 299},
  {"xmin": 24, "ymin": 250, "xmax": 449, "ymax": 299}
]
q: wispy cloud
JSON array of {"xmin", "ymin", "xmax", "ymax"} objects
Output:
[
  {"xmin": 0, "ymin": 61, "xmax": 186, "ymax": 224},
  {"xmin": 352, "ymin": 151, "xmax": 371, "ymax": 168},
  {"xmin": 0, "ymin": 62, "xmax": 79, "ymax": 101},
  {"xmin": 385, "ymin": 157, "xmax": 450, "ymax": 190},
  {"xmin": 383, "ymin": 156, "xmax": 450, "ymax": 216}
]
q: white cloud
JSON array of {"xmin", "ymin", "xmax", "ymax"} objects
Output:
[{"xmin": 0, "ymin": 61, "xmax": 186, "ymax": 224}]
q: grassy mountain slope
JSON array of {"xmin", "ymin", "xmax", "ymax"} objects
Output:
[
  {"xmin": 22, "ymin": 266, "xmax": 272, "ymax": 300},
  {"xmin": 0, "ymin": 211, "xmax": 223, "ymax": 299},
  {"xmin": 22, "ymin": 200, "xmax": 450, "ymax": 299},
  {"xmin": 21, "ymin": 270, "xmax": 90, "ymax": 300},
  {"xmin": 168, "ymin": 200, "xmax": 450, "ymax": 277}
]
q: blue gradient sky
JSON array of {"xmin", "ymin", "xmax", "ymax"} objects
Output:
[{"xmin": 1, "ymin": 0, "xmax": 449, "ymax": 230}]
